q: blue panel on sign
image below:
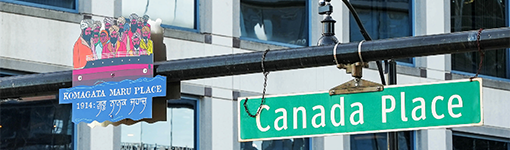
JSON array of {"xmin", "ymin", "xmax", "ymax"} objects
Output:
[{"xmin": 59, "ymin": 75, "xmax": 167, "ymax": 123}]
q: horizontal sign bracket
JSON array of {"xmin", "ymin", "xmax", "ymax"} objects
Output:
[{"xmin": 329, "ymin": 78, "xmax": 384, "ymax": 95}]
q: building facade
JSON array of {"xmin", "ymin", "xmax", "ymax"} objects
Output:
[{"xmin": 0, "ymin": 0, "xmax": 509, "ymax": 150}]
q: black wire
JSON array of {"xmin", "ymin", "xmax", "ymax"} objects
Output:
[
  {"xmin": 340, "ymin": 1, "xmax": 386, "ymax": 149},
  {"xmin": 341, "ymin": 0, "xmax": 387, "ymax": 86}
]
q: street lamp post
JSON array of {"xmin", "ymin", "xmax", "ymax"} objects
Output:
[{"xmin": 317, "ymin": 0, "xmax": 338, "ymax": 46}]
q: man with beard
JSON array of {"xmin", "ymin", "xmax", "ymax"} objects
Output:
[
  {"xmin": 93, "ymin": 21, "xmax": 102, "ymax": 34},
  {"xmin": 104, "ymin": 17, "xmax": 114, "ymax": 34},
  {"xmin": 91, "ymin": 21, "xmax": 102, "ymax": 59},
  {"xmin": 117, "ymin": 17, "xmax": 130, "ymax": 52},
  {"xmin": 103, "ymin": 25, "xmax": 127, "ymax": 58},
  {"xmin": 140, "ymin": 26, "xmax": 153, "ymax": 55},
  {"xmin": 99, "ymin": 30, "xmax": 109, "ymax": 58},
  {"xmin": 73, "ymin": 19, "xmax": 94, "ymax": 69},
  {"xmin": 91, "ymin": 32, "xmax": 101, "ymax": 59},
  {"xmin": 142, "ymin": 15, "xmax": 151, "ymax": 28},
  {"xmin": 128, "ymin": 13, "xmax": 140, "ymax": 51},
  {"xmin": 137, "ymin": 17, "xmax": 145, "ymax": 31},
  {"xmin": 130, "ymin": 32, "xmax": 147, "ymax": 56}
]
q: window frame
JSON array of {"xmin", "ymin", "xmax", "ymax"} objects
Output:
[
  {"xmin": 121, "ymin": 0, "xmax": 200, "ymax": 32},
  {"xmin": 74, "ymin": 122, "xmax": 77, "ymax": 150},
  {"xmin": 157, "ymin": 0, "xmax": 201, "ymax": 32},
  {"xmin": 350, "ymin": 131, "xmax": 415, "ymax": 150},
  {"xmin": 116, "ymin": 96, "xmax": 199, "ymax": 149},
  {"xmin": 453, "ymin": 132, "xmax": 510, "ymax": 143},
  {"xmin": 401, "ymin": 0, "xmax": 416, "ymax": 67},
  {"xmin": 1, "ymin": 98, "xmax": 75, "ymax": 149},
  {"xmin": 348, "ymin": 1, "xmax": 417, "ymax": 148},
  {"xmin": 239, "ymin": 0, "xmax": 312, "ymax": 48},
  {"xmin": 348, "ymin": 0, "xmax": 416, "ymax": 66},
  {"xmin": 0, "ymin": 68, "xmax": 32, "ymax": 77},
  {"xmin": 0, "ymin": 0, "xmax": 78, "ymax": 13},
  {"xmin": 450, "ymin": 0, "xmax": 510, "ymax": 80},
  {"xmin": 170, "ymin": 96, "xmax": 200, "ymax": 150},
  {"xmin": 452, "ymin": 131, "xmax": 510, "ymax": 150},
  {"xmin": 397, "ymin": 0, "xmax": 416, "ymax": 67},
  {"xmin": 240, "ymin": 138, "xmax": 312, "ymax": 150}
]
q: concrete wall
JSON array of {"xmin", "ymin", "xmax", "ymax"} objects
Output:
[{"xmin": 0, "ymin": 12, "xmax": 77, "ymax": 67}]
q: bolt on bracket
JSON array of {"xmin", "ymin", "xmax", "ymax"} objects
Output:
[
  {"xmin": 330, "ymin": 62, "xmax": 384, "ymax": 95},
  {"xmin": 329, "ymin": 78, "xmax": 384, "ymax": 95}
]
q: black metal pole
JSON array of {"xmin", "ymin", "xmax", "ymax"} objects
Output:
[
  {"xmin": 388, "ymin": 59, "xmax": 398, "ymax": 150},
  {"xmin": 1, "ymin": 27, "xmax": 510, "ymax": 98},
  {"xmin": 156, "ymin": 28, "xmax": 510, "ymax": 80},
  {"xmin": 389, "ymin": 60, "xmax": 397, "ymax": 85}
]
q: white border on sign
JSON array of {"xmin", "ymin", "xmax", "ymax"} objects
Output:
[{"xmin": 237, "ymin": 78, "xmax": 484, "ymax": 142}]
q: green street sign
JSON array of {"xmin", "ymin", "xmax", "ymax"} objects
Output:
[{"xmin": 238, "ymin": 79, "xmax": 483, "ymax": 142}]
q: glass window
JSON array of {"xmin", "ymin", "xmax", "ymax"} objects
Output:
[
  {"xmin": 0, "ymin": 99, "xmax": 74, "ymax": 149},
  {"xmin": 240, "ymin": 138, "xmax": 309, "ymax": 150},
  {"xmin": 349, "ymin": 1, "xmax": 414, "ymax": 146},
  {"xmin": 121, "ymin": 98, "xmax": 197, "ymax": 150},
  {"xmin": 122, "ymin": 0, "xmax": 196, "ymax": 29},
  {"xmin": 453, "ymin": 132, "xmax": 510, "ymax": 150},
  {"xmin": 351, "ymin": 132, "xmax": 413, "ymax": 150},
  {"xmin": 240, "ymin": 0, "xmax": 309, "ymax": 46},
  {"xmin": 451, "ymin": 0, "xmax": 507, "ymax": 78},
  {"xmin": 0, "ymin": 68, "xmax": 31, "ymax": 77},
  {"xmin": 349, "ymin": 0, "xmax": 413, "ymax": 63},
  {"xmin": 1, "ymin": 0, "xmax": 76, "ymax": 10}
]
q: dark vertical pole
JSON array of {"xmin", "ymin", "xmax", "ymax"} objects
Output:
[
  {"xmin": 317, "ymin": 0, "xmax": 338, "ymax": 46},
  {"xmin": 388, "ymin": 59, "xmax": 398, "ymax": 150},
  {"xmin": 389, "ymin": 60, "xmax": 397, "ymax": 85}
]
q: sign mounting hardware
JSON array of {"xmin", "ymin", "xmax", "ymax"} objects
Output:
[
  {"xmin": 331, "ymin": 40, "xmax": 384, "ymax": 95},
  {"xmin": 329, "ymin": 77, "xmax": 384, "ymax": 95}
]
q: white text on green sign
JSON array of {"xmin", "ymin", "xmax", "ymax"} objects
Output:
[{"xmin": 238, "ymin": 79, "xmax": 483, "ymax": 141}]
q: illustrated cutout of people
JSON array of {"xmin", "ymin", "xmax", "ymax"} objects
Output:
[
  {"xmin": 92, "ymin": 21, "xmax": 102, "ymax": 59},
  {"xmin": 98, "ymin": 30, "xmax": 109, "ymax": 59},
  {"xmin": 117, "ymin": 17, "xmax": 131, "ymax": 53},
  {"xmin": 104, "ymin": 17, "xmax": 114, "ymax": 34},
  {"xmin": 131, "ymin": 32, "xmax": 147, "ymax": 56},
  {"xmin": 128, "ymin": 13, "xmax": 140, "ymax": 51},
  {"xmin": 140, "ymin": 26, "xmax": 153, "ymax": 55},
  {"xmin": 75, "ymin": 14, "xmax": 153, "ymax": 66},
  {"xmin": 73, "ymin": 19, "xmax": 94, "ymax": 69},
  {"xmin": 142, "ymin": 15, "xmax": 151, "ymax": 28},
  {"xmin": 103, "ymin": 25, "xmax": 127, "ymax": 58}
]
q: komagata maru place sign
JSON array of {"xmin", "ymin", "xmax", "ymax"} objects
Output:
[
  {"xmin": 59, "ymin": 13, "xmax": 167, "ymax": 125},
  {"xmin": 238, "ymin": 78, "xmax": 483, "ymax": 141}
]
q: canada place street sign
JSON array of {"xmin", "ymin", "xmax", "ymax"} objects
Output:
[{"xmin": 238, "ymin": 78, "xmax": 483, "ymax": 141}]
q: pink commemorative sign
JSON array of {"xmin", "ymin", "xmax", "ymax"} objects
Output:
[
  {"xmin": 73, "ymin": 14, "xmax": 154, "ymax": 86},
  {"xmin": 59, "ymin": 14, "xmax": 166, "ymax": 124}
]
